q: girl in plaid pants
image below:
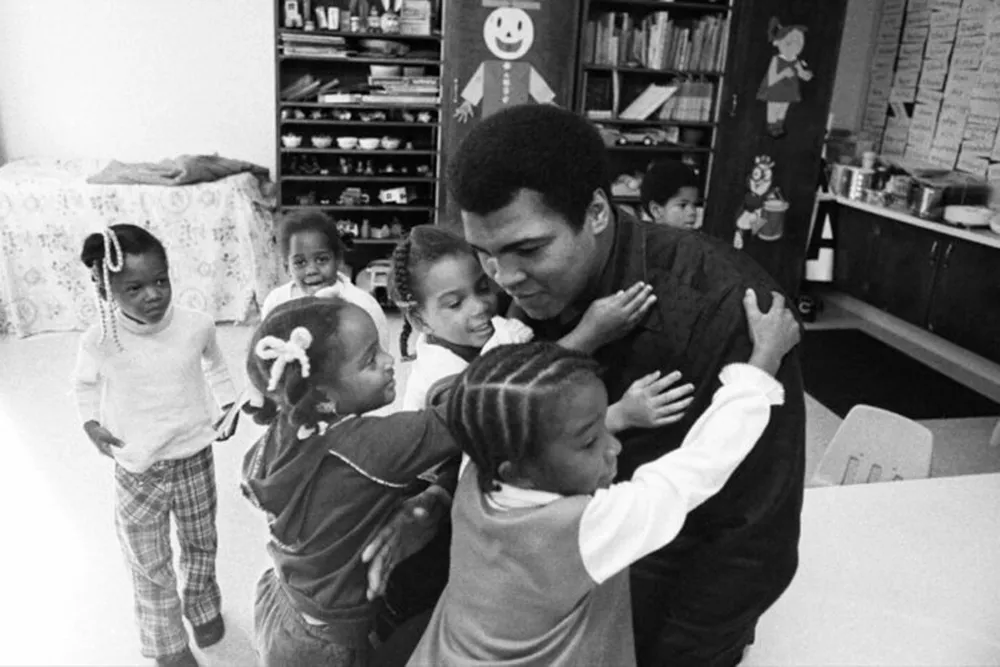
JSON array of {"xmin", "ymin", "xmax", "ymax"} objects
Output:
[{"xmin": 73, "ymin": 225, "xmax": 237, "ymax": 667}]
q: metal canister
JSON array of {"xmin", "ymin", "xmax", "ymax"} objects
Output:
[
  {"xmin": 910, "ymin": 182, "xmax": 945, "ymax": 219},
  {"xmin": 847, "ymin": 167, "xmax": 874, "ymax": 201}
]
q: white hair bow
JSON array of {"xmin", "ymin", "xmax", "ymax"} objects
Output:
[{"xmin": 255, "ymin": 327, "xmax": 314, "ymax": 391}]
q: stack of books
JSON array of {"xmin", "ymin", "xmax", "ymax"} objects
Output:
[
  {"xmin": 583, "ymin": 11, "xmax": 729, "ymax": 73},
  {"xmin": 281, "ymin": 32, "xmax": 349, "ymax": 58}
]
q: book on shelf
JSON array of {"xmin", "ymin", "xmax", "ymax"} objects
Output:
[
  {"xmin": 583, "ymin": 11, "xmax": 729, "ymax": 73},
  {"xmin": 620, "ymin": 84, "xmax": 678, "ymax": 120}
]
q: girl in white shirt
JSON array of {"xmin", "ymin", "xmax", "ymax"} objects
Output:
[
  {"xmin": 407, "ymin": 289, "xmax": 800, "ymax": 666},
  {"xmin": 74, "ymin": 224, "xmax": 236, "ymax": 667},
  {"xmin": 248, "ymin": 211, "xmax": 390, "ymax": 423},
  {"xmin": 261, "ymin": 210, "xmax": 389, "ymax": 350},
  {"xmin": 388, "ymin": 225, "xmax": 694, "ymax": 431}
]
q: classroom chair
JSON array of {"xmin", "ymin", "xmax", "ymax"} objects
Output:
[{"xmin": 811, "ymin": 404, "xmax": 934, "ymax": 487}]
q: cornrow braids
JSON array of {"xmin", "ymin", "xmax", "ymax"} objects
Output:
[
  {"xmin": 388, "ymin": 234, "xmax": 417, "ymax": 360},
  {"xmin": 387, "ymin": 225, "xmax": 475, "ymax": 361},
  {"xmin": 447, "ymin": 342, "xmax": 599, "ymax": 493},
  {"xmin": 246, "ymin": 296, "xmax": 350, "ymax": 429}
]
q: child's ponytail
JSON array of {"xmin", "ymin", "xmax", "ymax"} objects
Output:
[{"xmin": 389, "ymin": 235, "xmax": 417, "ymax": 360}]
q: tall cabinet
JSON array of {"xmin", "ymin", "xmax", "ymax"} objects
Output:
[{"xmin": 274, "ymin": 0, "xmax": 445, "ymax": 290}]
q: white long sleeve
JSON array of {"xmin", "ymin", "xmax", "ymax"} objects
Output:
[
  {"xmin": 201, "ymin": 326, "xmax": 238, "ymax": 407},
  {"xmin": 579, "ymin": 363, "xmax": 784, "ymax": 584}
]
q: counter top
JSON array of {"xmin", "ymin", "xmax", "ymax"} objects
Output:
[
  {"xmin": 744, "ymin": 473, "xmax": 1000, "ymax": 666},
  {"xmin": 821, "ymin": 194, "xmax": 1000, "ymax": 250}
]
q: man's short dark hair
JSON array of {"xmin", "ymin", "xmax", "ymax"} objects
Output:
[
  {"xmin": 639, "ymin": 159, "xmax": 700, "ymax": 214},
  {"xmin": 447, "ymin": 105, "xmax": 610, "ymax": 230}
]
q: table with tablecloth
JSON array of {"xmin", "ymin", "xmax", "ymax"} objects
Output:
[{"xmin": 0, "ymin": 158, "xmax": 283, "ymax": 337}]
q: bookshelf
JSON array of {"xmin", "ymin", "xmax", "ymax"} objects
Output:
[
  {"xmin": 274, "ymin": 1, "xmax": 444, "ymax": 295},
  {"xmin": 574, "ymin": 0, "xmax": 732, "ymax": 213}
]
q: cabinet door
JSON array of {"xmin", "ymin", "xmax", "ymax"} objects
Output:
[
  {"xmin": 927, "ymin": 239, "xmax": 1000, "ymax": 364},
  {"xmin": 704, "ymin": 0, "xmax": 847, "ymax": 295},
  {"xmin": 833, "ymin": 206, "xmax": 881, "ymax": 301},
  {"xmin": 869, "ymin": 221, "xmax": 942, "ymax": 327},
  {"xmin": 438, "ymin": 0, "xmax": 581, "ymax": 229}
]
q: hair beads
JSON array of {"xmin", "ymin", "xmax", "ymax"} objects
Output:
[{"xmin": 97, "ymin": 227, "xmax": 125, "ymax": 350}]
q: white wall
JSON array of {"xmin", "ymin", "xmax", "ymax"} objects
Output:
[
  {"xmin": 829, "ymin": 0, "xmax": 881, "ymax": 131},
  {"xmin": 0, "ymin": 0, "xmax": 276, "ymax": 174}
]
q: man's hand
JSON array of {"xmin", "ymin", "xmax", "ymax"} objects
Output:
[
  {"xmin": 361, "ymin": 485, "xmax": 452, "ymax": 601},
  {"xmin": 455, "ymin": 101, "xmax": 475, "ymax": 123},
  {"xmin": 84, "ymin": 420, "xmax": 124, "ymax": 458}
]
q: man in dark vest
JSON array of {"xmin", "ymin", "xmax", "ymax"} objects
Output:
[{"xmin": 448, "ymin": 104, "xmax": 805, "ymax": 667}]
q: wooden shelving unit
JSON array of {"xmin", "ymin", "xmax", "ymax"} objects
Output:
[
  {"xmin": 274, "ymin": 2, "xmax": 445, "ymax": 283},
  {"xmin": 574, "ymin": 0, "xmax": 732, "ymax": 214}
]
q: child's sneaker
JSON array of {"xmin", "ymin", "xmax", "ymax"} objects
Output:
[
  {"xmin": 155, "ymin": 646, "xmax": 199, "ymax": 667},
  {"xmin": 192, "ymin": 615, "xmax": 225, "ymax": 649}
]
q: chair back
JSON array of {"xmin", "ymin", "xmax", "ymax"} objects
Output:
[{"xmin": 811, "ymin": 404, "xmax": 933, "ymax": 486}]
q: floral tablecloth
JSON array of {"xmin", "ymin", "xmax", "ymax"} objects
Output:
[{"xmin": 0, "ymin": 158, "xmax": 282, "ymax": 337}]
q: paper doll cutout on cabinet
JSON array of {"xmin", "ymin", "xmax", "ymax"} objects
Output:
[
  {"xmin": 734, "ymin": 155, "xmax": 788, "ymax": 248},
  {"xmin": 455, "ymin": 0, "xmax": 556, "ymax": 123},
  {"xmin": 757, "ymin": 18, "xmax": 813, "ymax": 138}
]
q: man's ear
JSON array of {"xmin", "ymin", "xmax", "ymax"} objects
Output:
[{"xmin": 585, "ymin": 188, "xmax": 613, "ymax": 236}]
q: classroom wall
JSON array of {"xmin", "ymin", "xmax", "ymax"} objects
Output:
[
  {"xmin": 0, "ymin": 0, "xmax": 276, "ymax": 174},
  {"xmin": 829, "ymin": 0, "xmax": 881, "ymax": 131}
]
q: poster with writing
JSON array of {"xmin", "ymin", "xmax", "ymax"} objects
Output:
[
  {"xmin": 928, "ymin": 144, "xmax": 959, "ymax": 168},
  {"xmin": 933, "ymin": 102, "xmax": 969, "ymax": 149}
]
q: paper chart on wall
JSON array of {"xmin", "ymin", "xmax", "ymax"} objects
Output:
[
  {"xmin": 962, "ymin": 116, "xmax": 998, "ymax": 153},
  {"xmin": 933, "ymin": 102, "xmax": 969, "ymax": 149},
  {"xmin": 902, "ymin": 22, "xmax": 930, "ymax": 44},
  {"xmin": 944, "ymin": 68, "xmax": 976, "ymax": 102},
  {"xmin": 957, "ymin": 17, "xmax": 987, "ymax": 40},
  {"xmin": 919, "ymin": 57, "xmax": 950, "ymax": 89},
  {"xmin": 961, "ymin": 0, "xmax": 990, "ymax": 20},
  {"xmin": 928, "ymin": 144, "xmax": 959, "ymax": 168},
  {"xmin": 930, "ymin": 5, "xmax": 961, "ymax": 27},
  {"xmin": 928, "ymin": 22, "xmax": 958, "ymax": 43},
  {"xmin": 956, "ymin": 150, "xmax": 990, "ymax": 177},
  {"xmin": 951, "ymin": 35, "xmax": 987, "ymax": 70},
  {"xmin": 987, "ymin": 162, "xmax": 1000, "ymax": 185}
]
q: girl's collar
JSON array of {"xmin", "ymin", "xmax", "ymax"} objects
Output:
[
  {"xmin": 425, "ymin": 334, "xmax": 481, "ymax": 363},
  {"xmin": 116, "ymin": 303, "xmax": 175, "ymax": 336}
]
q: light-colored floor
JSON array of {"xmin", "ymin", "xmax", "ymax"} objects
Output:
[{"xmin": 0, "ymin": 306, "xmax": 997, "ymax": 666}]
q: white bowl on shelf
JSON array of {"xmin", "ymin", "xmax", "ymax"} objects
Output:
[
  {"xmin": 336, "ymin": 136, "xmax": 359, "ymax": 150},
  {"xmin": 281, "ymin": 134, "xmax": 302, "ymax": 148},
  {"xmin": 358, "ymin": 137, "xmax": 381, "ymax": 151},
  {"xmin": 380, "ymin": 136, "xmax": 401, "ymax": 150},
  {"xmin": 311, "ymin": 135, "xmax": 333, "ymax": 149}
]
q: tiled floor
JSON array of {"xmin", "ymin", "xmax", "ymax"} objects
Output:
[{"xmin": 0, "ymin": 307, "xmax": 996, "ymax": 665}]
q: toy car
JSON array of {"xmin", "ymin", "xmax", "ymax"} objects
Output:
[{"xmin": 617, "ymin": 128, "xmax": 675, "ymax": 146}]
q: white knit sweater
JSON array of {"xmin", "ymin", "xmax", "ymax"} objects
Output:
[{"xmin": 73, "ymin": 305, "xmax": 237, "ymax": 473}]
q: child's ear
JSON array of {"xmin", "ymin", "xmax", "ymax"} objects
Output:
[{"xmin": 498, "ymin": 460, "xmax": 534, "ymax": 489}]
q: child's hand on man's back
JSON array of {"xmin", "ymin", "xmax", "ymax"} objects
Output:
[
  {"xmin": 577, "ymin": 281, "xmax": 656, "ymax": 350},
  {"xmin": 83, "ymin": 420, "xmax": 124, "ymax": 458},
  {"xmin": 744, "ymin": 289, "xmax": 801, "ymax": 376},
  {"xmin": 616, "ymin": 370, "xmax": 695, "ymax": 429}
]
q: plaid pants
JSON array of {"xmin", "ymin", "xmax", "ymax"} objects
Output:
[{"xmin": 114, "ymin": 446, "xmax": 222, "ymax": 658}]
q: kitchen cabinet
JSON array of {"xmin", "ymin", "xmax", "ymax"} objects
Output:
[
  {"xmin": 832, "ymin": 200, "xmax": 1000, "ymax": 365},
  {"xmin": 870, "ymin": 221, "xmax": 942, "ymax": 327},
  {"xmin": 926, "ymin": 239, "xmax": 1000, "ymax": 364}
]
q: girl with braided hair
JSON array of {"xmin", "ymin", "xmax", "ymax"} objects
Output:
[
  {"xmin": 74, "ymin": 224, "xmax": 237, "ymax": 667},
  {"xmin": 241, "ymin": 296, "xmax": 458, "ymax": 667},
  {"xmin": 388, "ymin": 224, "xmax": 695, "ymax": 431},
  {"xmin": 407, "ymin": 289, "xmax": 801, "ymax": 666}
]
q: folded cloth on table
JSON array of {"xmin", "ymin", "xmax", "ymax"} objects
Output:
[{"xmin": 87, "ymin": 154, "xmax": 269, "ymax": 187}]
